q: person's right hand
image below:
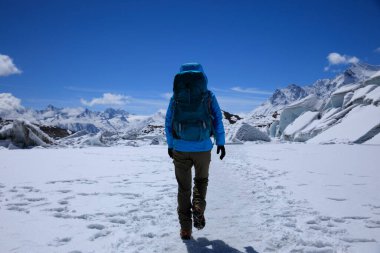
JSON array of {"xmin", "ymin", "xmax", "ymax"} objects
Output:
[
  {"xmin": 217, "ymin": 145, "xmax": 226, "ymax": 160},
  {"xmin": 168, "ymin": 148, "xmax": 174, "ymax": 159}
]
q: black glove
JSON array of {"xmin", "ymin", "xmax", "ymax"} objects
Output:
[
  {"xmin": 168, "ymin": 148, "xmax": 174, "ymax": 159},
  {"xmin": 217, "ymin": 145, "xmax": 226, "ymax": 160}
]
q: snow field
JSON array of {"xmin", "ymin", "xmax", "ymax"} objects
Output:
[{"xmin": 0, "ymin": 144, "xmax": 379, "ymax": 252}]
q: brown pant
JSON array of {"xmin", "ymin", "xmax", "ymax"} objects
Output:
[{"xmin": 173, "ymin": 150, "xmax": 211, "ymax": 230}]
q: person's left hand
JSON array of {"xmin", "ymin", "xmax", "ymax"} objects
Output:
[{"xmin": 217, "ymin": 145, "xmax": 226, "ymax": 160}]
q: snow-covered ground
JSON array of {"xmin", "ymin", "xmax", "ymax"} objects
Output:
[{"xmin": 0, "ymin": 144, "xmax": 379, "ymax": 253}]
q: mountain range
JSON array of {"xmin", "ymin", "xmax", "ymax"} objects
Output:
[{"xmin": 1, "ymin": 62, "xmax": 380, "ymax": 148}]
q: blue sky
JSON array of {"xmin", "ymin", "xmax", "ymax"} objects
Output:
[{"xmin": 0, "ymin": 0, "xmax": 380, "ymax": 114}]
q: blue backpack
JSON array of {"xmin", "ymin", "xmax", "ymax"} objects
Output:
[{"xmin": 171, "ymin": 65, "xmax": 214, "ymax": 141}]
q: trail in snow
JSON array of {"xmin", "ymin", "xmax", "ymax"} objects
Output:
[{"xmin": 0, "ymin": 144, "xmax": 379, "ymax": 253}]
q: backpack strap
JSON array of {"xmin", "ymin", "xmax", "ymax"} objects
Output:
[
  {"xmin": 207, "ymin": 90, "xmax": 215, "ymax": 137},
  {"xmin": 171, "ymin": 99, "xmax": 180, "ymax": 139}
]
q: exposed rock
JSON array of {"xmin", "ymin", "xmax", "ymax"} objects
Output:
[
  {"xmin": 39, "ymin": 125, "xmax": 72, "ymax": 139},
  {"xmin": 222, "ymin": 110, "xmax": 243, "ymax": 124}
]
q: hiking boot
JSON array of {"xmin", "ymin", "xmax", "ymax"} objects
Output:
[
  {"xmin": 180, "ymin": 229, "xmax": 192, "ymax": 240},
  {"xmin": 192, "ymin": 205, "xmax": 206, "ymax": 230}
]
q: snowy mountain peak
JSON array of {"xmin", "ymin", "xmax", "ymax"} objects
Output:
[
  {"xmin": 252, "ymin": 62, "xmax": 380, "ymax": 118},
  {"xmin": 102, "ymin": 108, "xmax": 129, "ymax": 119},
  {"xmin": 332, "ymin": 62, "xmax": 380, "ymax": 88},
  {"xmin": 304, "ymin": 79, "xmax": 334, "ymax": 98},
  {"xmin": 269, "ymin": 84, "xmax": 307, "ymax": 106},
  {"xmin": 45, "ymin": 104, "xmax": 60, "ymax": 111}
]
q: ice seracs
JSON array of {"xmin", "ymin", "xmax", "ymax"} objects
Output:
[
  {"xmin": 244, "ymin": 62, "xmax": 380, "ymax": 144},
  {"xmin": 0, "ymin": 119, "xmax": 54, "ymax": 148},
  {"xmin": 233, "ymin": 123, "xmax": 270, "ymax": 142},
  {"xmin": 307, "ymin": 105, "xmax": 380, "ymax": 144}
]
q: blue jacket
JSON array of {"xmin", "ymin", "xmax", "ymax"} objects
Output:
[{"xmin": 165, "ymin": 91, "xmax": 225, "ymax": 152}]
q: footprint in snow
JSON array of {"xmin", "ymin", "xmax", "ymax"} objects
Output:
[
  {"xmin": 340, "ymin": 237, "xmax": 376, "ymax": 243},
  {"xmin": 306, "ymin": 219, "xmax": 319, "ymax": 225},
  {"xmin": 58, "ymin": 200, "xmax": 69, "ymax": 205},
  {"xmin": 332, "ymin": 218, "xmax": 346, "ymax": 223},
  {"xmin": 25, "ymin": 197, "xmax": 46, "ymax": 202},
  {"xmin": 319, "ymin": 216, "xmax": 331, "ymax": 221},
  {"xmin": 309, "ymin": 225, "xmax": 326, "ymax": 231},
  {"xmin": 109, "ymin": 218, "xmax": 126, "ymax": 224},
  {"xmin": 19, "ymin": 186, "xmax": 34, "ymax": 190},
  {"xmin": 89, "ymin": 231, "xmax": 111, "ymax": 241},
  {"xmin": 142, "ymin": 232, "xmax": 155, "ymax": 238},
  {"xmin": 56, "ymin": 189, "xmax": 72, "ymax": 194},
  {"xmin": 7, "ymin": 205, "xmax": 30, "ymax": 213},
  {"xmin": 87, "ymin": 224, "xmax": 106, "ymax": 230},
  {"xmin": 327, "ymin": 197, "xmax": 347, "ymax": 202},
  {"xmin": 48, "ymin": 237, "xmax": 71, "ymax": 247},
  {"xmin": 44, "ymin": 207, "xmax": 67, "ymax": 213},
  {"xmin": 47, "ymin": 178, "xmax": 98, "ymax": 185},
  {"xmin": 342, "ymin": 216, "xmax": 370, "ymax": 220},
  {"xmin": 365, "ymin": 220, "xmax": 380, "ymax": 228},
  {"xmin": 13, "ymin": 193, "xmax": 25, "ymax": 198}
]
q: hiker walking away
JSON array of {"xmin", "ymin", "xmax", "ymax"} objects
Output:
[{"xmin": 165, "ymin": 63, "xmax": 226, "ymax": 240}]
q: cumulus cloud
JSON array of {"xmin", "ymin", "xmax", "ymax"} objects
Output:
[
  {"xmin": 0, "ymin": 54, "xmax": 21, "ymax": 76},
  {"xmin": 324, "ymin": 52, "xmax": 359, "ymax": 71},
  {"xmin": 0, "ymin": 93, "xmax": 24, "ymax": 112},
  {"xmin": 231, "ymin": 86, "xmax": 272, "ymax": 95},
  {"xmin": 80, "ymin": 93, "xmax": 130, "ymax": 107},
  {"xmin": 375, "ymin": 47, "xmax": 380, "ymax": 53}
]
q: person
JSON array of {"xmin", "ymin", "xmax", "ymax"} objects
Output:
[{"xmin": 165, "ymin": 63, "xmax": 226, "ymax": 240}]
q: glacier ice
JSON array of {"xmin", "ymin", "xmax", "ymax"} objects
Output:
[
  {"xmin": 277, "ymin": 95, "xmax": 321, "ymax": 136},
  {"xmin": 0, "ymin": 120, "xmax": 53, "ymax": 148},
  {"xmin": 233, "ymin": 123, "xmax": 270, "ymax": 142}
]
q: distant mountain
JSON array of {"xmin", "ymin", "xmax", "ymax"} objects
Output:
[
  {"xmin": 0, "ymin": 94, "xmax": 244, "ymax": 148},
  {"xmin": 244, "ymin": 62, "xmax": 380, "ymax": 144},
  {"xmin": 248, "ymin": 62, "xmax": 379, "ymax": 118},
  {"xmin": 249, "ymin": 84, "xmax": 308, "ymax": 120}
]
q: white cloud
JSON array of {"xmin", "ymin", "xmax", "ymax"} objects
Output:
[
  {"xmin": 375, "ymin": 47, "xmax": 380, "ymax": 53},
  {"xmin": 231, "ymin": 86, "xmax": 272, "ymax": 95},
  {"xmin": 80, "ymin": 93, "xmax": 130, "ymax": 107},
  {"xmin": 0, "ymin": 93, "xmax": 24, "ymax": 112},
  {"xmin": 61, "ymin": 107, "xmax": 85, "ymax": 116},
  {"xmin": 0, "ymin": 54, "xmax": 21, "ymax": 77},
  {"xmin": 161, "ymin": 92, "xmax": 173, "ymax": 100},
  {"xmin": 325, "ymin": 52, "xmax": 359, "ymax": 71}
]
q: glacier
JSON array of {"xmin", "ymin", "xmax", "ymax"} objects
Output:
[{"xmin": 246, "ymin": 62, "xmax": 380, "ymax": 144}]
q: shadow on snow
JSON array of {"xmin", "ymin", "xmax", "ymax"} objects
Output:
[{"xmin": 184, "ymin": 237, "xmax": 259, "ymax": 253}]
